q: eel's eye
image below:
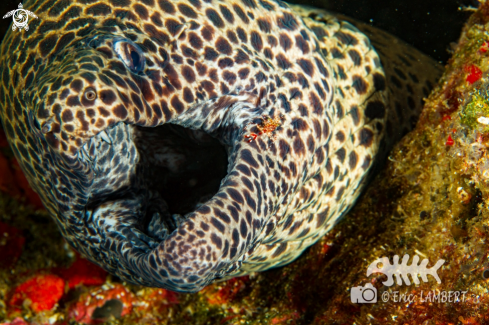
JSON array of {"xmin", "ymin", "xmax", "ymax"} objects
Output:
[
  {"xmin": 113, "ymin": 40, "xmax": 145, "ymax": 73},
  {"xmin": 84, "ymin": 88, "xmax": 97, "ymax": 101}
]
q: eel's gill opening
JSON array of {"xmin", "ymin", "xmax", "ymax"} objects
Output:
[{"xmin": 135, "ymin": 124, "xmax": 229, "ymax": 216}]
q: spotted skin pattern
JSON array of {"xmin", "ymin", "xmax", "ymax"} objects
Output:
[{"xmin": 0, "ymin": 0, "xmax": 441, "ymax": 292}]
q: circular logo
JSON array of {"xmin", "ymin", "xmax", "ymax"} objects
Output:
[
  {"xmin": 362, "ymin": 288, "xmax": 376, "ymax": 302},
  {"xmin": 3, "ymin": 3, "xmax": 37, "ymax": 32},
  {"xmin": 13, "ymin": 9, "xmax": 28, "ymax": 28}
]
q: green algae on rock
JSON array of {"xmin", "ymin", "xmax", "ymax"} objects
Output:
[{"xmin": 460, "ymin": 94, "xmax": 489, "ymax": 131}]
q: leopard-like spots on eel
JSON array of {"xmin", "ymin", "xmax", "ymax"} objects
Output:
[{"xmin": 0, "ymin": 0, "xmax": 442, "ymax": 292}]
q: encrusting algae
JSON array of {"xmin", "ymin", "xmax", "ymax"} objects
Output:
[
  {"xmin": 460, "ymin": 94, "xmax": 489, "ymax": 131},
  {"xmin": 4, "ymin": 1, "xmax": 489, "ymax": 325}
]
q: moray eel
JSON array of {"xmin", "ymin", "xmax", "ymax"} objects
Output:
[{"xmin": 0, "ymin": 0, "xmax": 441, "ymax": 292}]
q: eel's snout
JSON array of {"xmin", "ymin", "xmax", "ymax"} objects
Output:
[{"xmin": 28, "ymin": 44, "xmax": 160, "ymax": 166}]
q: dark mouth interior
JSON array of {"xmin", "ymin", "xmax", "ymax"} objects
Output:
[{"xmin": 135, "ymin": 124, "xmax": 229, "ymax": 216}]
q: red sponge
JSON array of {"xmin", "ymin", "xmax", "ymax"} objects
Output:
[{"xmin": 9, "ymin": 274, "xmax": 65, "ymax": 312}]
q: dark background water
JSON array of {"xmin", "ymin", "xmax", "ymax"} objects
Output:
[
  {"xmin": 0, "ymin": 0, "xmax": 476, "ymax": 63},
  {"xmin": 292, "ymin": 0, "xmax": 474, "ymax": 63}
]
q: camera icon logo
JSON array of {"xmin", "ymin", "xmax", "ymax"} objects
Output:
[{"xmin": 350, "ymin": 283, "xmax": 377, "ymax": 303}]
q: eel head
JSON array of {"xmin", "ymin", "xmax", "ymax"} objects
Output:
[{"xmin": 23, "ymin": 33, "xmax": 281, "ymax": 292}]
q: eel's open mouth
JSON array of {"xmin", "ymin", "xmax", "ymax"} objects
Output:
[
  {"xmin": 135, "ymin": 124, "xmax": 229, "ymax": 217},
  {"xmin": 80, "ymin": 122, "xmax": 230, "ymax": 240}
]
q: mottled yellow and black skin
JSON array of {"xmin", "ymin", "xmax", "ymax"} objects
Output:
[{"xmin": 0, "ymin": 0, "xmax": 441, "ymax": 292}]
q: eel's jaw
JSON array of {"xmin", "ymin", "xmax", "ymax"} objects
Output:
[{"xmin": 63, "ymin": 115, "xmax": 272, "ymax": 292}]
